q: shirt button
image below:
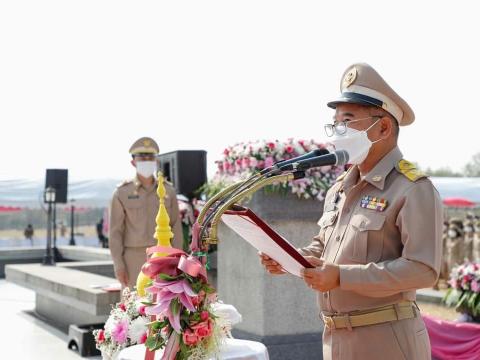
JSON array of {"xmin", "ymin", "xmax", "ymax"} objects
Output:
[
  {"xmin": 324, "ymin": 293, "xmax": 328, "ymax": 298},
  {"xmin": 335, "ymin": 235, "xmax": 341, "ymax": 242}
]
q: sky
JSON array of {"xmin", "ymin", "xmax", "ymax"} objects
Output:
[{"xmin": 1, "ymin": 0, "xmax": 479, "ymax": 181}]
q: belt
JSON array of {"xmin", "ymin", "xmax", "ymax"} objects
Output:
[{"xmin": 321, "ymin": 301, "xmax": 417, "ymax": 330}]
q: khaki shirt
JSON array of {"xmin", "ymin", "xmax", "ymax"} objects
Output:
[
  {"xmin": 109, "ymin": 178, "xmax": 184, "ymax": 272},
  {"xmin": 301, "ymin": 146, "xmax": 443, "ymax": 313}
]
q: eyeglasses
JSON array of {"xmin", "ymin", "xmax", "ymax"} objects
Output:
[{"xmin": 324, "ymin": 116, "xmax": 383, "ymax": 137}]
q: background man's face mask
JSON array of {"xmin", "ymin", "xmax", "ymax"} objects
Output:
[
  {"xmin": 448, "ymin": 229, "xmax": 459, "ymax": 238},
  {"xmin": 329, "ymin": 119, "xmax": 381, "ymax": 165},
  {"xmin": 136, "ymin": 161, "xmax": 157, "ymax": 178}
]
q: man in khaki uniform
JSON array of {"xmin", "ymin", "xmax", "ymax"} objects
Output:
[
  {"xmin": 109, "ymin": 137, "xmax": 183, "ymax": 289},
  {"xmin": 473, "ymin": 215, "xmax": 480, "ymax": 261},
  {"xmin": 463, "ymin": 214, "xmax": 474, "ymax": 262},
  {"xmin": 446, "ymin": 218, "xmax": 464, "ymax": 276},
  {"xmin": 261, "ymin": 63, "xmax": 443, "ymax": 359}
]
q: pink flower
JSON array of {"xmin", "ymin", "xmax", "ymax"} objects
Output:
[
  {"xmin": 264, "ymin": 156, "xmax": 274, "ymax": 168},
  {"xmin": 223, "ymin": 148, "xmax": 230, "ymax": 156},
  {"xmin": 267, "ymin": 142, "xmax": 275, "ymax": 150},
  {"xmin": 192, "ymin": 319, "xmax": 213, "ymax": 339},
  {"xmin": 200, "ymin": 311, "xmax": 209, "ymax": 321},
  {"xmin": 146, "ymin": 279, "xmax": 197, "ymax": 333},
  {"xmin": 139, "ymin": 332, "xmax": 148, "ymax": 344},
  {"xmin": 97, "ymin": 330, "xmax": 105, "ymax": 344},
  {"xmin": 119, "ymin": 303, "xmax": 126, "ymax": 312},
  {"xmin": 448, "ymin": 279, "xmax": 458, "ymax": 289},
  {"xmin": 285, "ymin": 145, "xmax": 294, "ymax": 153},
  {"xmin": 183, "ymin": 329, "xmax": 200, "ymax": 346},
  {"xmin": 216, "ymin": 161, "xmax": 224, "ymax": 173},
  {"xmin": 472, "ymin": 280, "xmax": 480, "ymax": 293},
  {"xmin": 241, "ymin": 157, "xmax": 250, "ymax": 169},
  {"xmin": 257, "ymin": 160, "xmax": 265, "ymax": 169},
  {"xmin": 138, "ymin": 305, "xmax": 146, "ymax": 316},
  {"xmin": 223, "ymin": 161, "xmax": 231, "ymax": 172},
  {"xmin": 111, "ymin": 319, "xmax": 129, "ymax": 344}
]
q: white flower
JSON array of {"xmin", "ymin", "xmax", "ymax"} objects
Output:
[
  {"xmin": 128, "ymin": 316, "xmax": 149, "ymax": 344},
  {"xmin": 104, "ymin": 316, "xmax": 117, "ymax": 333}
]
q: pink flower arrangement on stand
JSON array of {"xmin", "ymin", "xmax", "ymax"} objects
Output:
[
  {"xmin": 444, "ymin": 262, "xmax": 480, "ymax": 322},
  {"xmin": 204, "ymin": 139, "xmax": 344, "ymax": 201}
]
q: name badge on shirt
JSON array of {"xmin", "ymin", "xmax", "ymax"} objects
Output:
[
  {"xmin": 128, "ymin": 194, "xmax": 140, "ymax": 199},
  {"xmin": 360, "ymin": 195, "xmax": 388, "ymax": 212}
]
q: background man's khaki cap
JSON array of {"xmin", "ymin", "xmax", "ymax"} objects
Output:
[
  {"xmin": 129, "ymin": 137, "xmax": 159, "ymax": 155},
  {"xmin": 327, "ymin": 63, "xmax": 415, "ymax": 126}
]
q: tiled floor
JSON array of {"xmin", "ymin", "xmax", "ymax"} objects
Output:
[{"xmin": 0, "ymin": 279, "xmax": 101, "ymax": 359}]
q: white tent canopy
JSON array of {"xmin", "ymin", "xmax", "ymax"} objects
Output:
[{"xmin": 0, "ymin": 176, "xmax": 479, "ymax": 208}]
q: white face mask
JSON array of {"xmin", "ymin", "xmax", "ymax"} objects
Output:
[
  {"xmin": 329, "ymin": 119, "xmax": 381, "ymax": 165},
  {"xmin": 136, "ymin": 161, "xmax": 157, "ymax": 178},
  {"xmin": 448, "ymin": 229, "xmax": 458, "ymax": 238}
]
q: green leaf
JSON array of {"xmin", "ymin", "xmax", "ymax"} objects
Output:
[
  {"xmin": 171, "ymin": 298, "xmax": 180, "ymax": 316},
  {"xmin": 191, "ymin": 281, "xmax": 203, "ymax": 293},
  {"xmin": 455, "ymin": 291, "xmax": 470, "ymax": 311},
  {"xmin": 475, "ymin": 297, "xmax": 480, "ymax": 316},
  {"xmin": 444, "ymin": 289, "xmax": 461, "ymax": 307},
  {"xmin": 145, "ymin": 336, "xmax": 158, "ymax": 350},
  {"xmin": 141, "ymin": 301, "xmax": 154, "ymax": 306},
  {"xmin": 159, "ymin": 273, "xmax": 182, "ymax": 281},
  {"xmin": 468, "ymin": 292, "xmax": 478, "ymax": 309}
]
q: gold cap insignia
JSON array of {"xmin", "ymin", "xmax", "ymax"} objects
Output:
[
  {"xmin": 342, "ymin": 67, "xmax": 357, "ymax": 89},
  {"xmin": 143, "ymin": 139, "xmax": 151, "ymax": 147},
  {"xmin": 372, "ymin": 175, "xmax": 382, "ymax": 182}
]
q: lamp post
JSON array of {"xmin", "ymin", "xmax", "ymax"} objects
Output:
[
  {"xmin": 43, "ymin": 186, "xmax": 56, "ymax": 265},
  {"xmin": 69, "ymin": 198, "xmax": 76, "ymax": 245}
]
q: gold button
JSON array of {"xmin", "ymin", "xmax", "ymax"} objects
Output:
[{"xmin": 372, "ymin": 175, "xmax": 382, "ymax": 182}]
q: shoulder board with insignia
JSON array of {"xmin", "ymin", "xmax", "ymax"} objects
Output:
[
  {"xmin": 117, "ymin": 179, "xmax": 133, "ymax": 188},
  {"xmin": 395, "ymin": 160, "xmax": 427, "ymax": 182}
]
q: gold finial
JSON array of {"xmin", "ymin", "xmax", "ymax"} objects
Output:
[
  {"xmin": 154, "ymin": 172, "xmax": 174, "ymax": 250},
  {"xmin": 136, "ymin": 172, "xmax": 173, "ymax": 295}
]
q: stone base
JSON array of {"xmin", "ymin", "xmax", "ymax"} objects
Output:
[
  {"xmin": 232, "ymin": 329, "xmax": 323, "ymax": 360},
  {"xmin": 36, "ymin": 294, "xmax": 108, "ymax": 332}
]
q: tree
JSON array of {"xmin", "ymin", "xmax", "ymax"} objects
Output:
[
  {"xmin": 464, "ymin": 152, "xmax": 480, "ymax": 177},
  {"xmin": 424, "ymin": 166, "xmax": 463, "ymax": 177}
]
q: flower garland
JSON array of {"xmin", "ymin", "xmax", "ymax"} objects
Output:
[{"xmin": 444, "ymin": 262, "xmax": 480, "ymax": 321}]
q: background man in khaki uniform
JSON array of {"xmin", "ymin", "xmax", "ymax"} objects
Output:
[
  {"xmin": 109, "ymin": 137, "xmax": 183, "ymax": 288},
  {"xmin": 261, "ymin": 63, "xmax": 443, "ymax": 359},
  {"xmin": 446, "ymin": 218, "xmax": 464, "ymax": 276},
  {"xmin": 473, "ymin": 215, "xmax": 480, "ymax": 261}
]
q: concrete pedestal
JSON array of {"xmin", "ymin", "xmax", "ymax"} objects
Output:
[{"xmin": 217, "ymin": 191, "xmax": 325, "ymax": 360}]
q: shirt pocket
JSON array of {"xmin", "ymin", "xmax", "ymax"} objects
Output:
[
  {"xmin": 317, "ymin": 210, "xmax": 339, "ymax": 247},
  {"xmin": 348, "ymin": 213, "xmax": 386, "ymax": 263},
  {"xmin": 124, "ymin": 199, "xmax": 145, "ymax": 223}
]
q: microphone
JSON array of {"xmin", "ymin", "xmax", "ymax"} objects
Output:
[
  {"xmin": 279, "ymin": 150, "xmax": 349, "ymax": 171},
  {"xmin": 261, "ymin": 148, "xmax": 330, "ymax": 175}
]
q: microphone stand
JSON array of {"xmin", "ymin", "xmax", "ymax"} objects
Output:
[{"xmin": 197, "ymin": 169, "xmax": 306, "ymax": 246}]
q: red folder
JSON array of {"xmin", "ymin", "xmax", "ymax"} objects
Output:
[{"xmin": 221, "ymin": 205, "xmax": 314, "ymax": 276}]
